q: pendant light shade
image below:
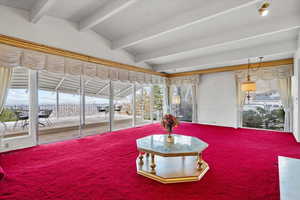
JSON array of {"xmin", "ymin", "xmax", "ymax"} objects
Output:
[
  {"xmin": 241, "ymin": 58, "xmax": 256, "ymax": 93},
  {"xmin": 241, "ymin": 80, "xmax": 256, "ymax": 92},
  {"xmin": 172, "ymin": 95, "xmax": 181, "ymax": 105}
]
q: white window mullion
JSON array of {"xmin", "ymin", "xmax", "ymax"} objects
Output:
[
  {"xmin": 56, "ymin": 90, "xmax": 59, "ymax": 119},
  {"xmin": 29, "ymin": 70, "xmax": 39, "ymax": 145},
  {"xmin": 109, "ymin": 80, "xmax": 114, "ymax": 132},
  {"xmin": 163, "ymin": 84, "xmax": 170, "ymax": 114},
  {"xmin": 132, "ymin": 83, "xmax": 136, "ymax": 127},
  {"xmin": 79, "ymin": 76, "xmax": 85, "ymax": 137},
  {"xmin": 150, "ymin": 85, "xmax": 154, "ymax": 123}
]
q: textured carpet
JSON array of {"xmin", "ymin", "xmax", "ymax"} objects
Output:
[
  {"xmin": 0, "ymin": 123, "xmax": 300, "ymax": 200},
  {"xmin": 0, "ymin": 166, "xmax": 4, "ymax": 181}
]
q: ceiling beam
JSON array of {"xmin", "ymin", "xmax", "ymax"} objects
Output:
[
  {"xmin": 154, "ymin": 40, "xmax": 297, "ymax": 72},
  {"xmin": 112, "ymin": 0, "xmax": 263, "ymax": 49},
  {"xmin": 167, "ymin": 58, "xmax": 294, "ymax": 78},
  {"xmin": 135, "ymin": 17, "xmax": 300, "ymax": 63},
  {"xmin": 30, "ymin": 0, "xmax": 56, "ymax": 24},
  {"xmin": 0, "ymin": 34, "xmax": 167, "ymax": 77},
  {"xmin": 79, "ymin": 0, "xmax": 137, "ymax": 31}
]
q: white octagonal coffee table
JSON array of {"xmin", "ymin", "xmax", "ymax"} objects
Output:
[{"xmin": 136, "ymin": 134, "xmax": 209, "ymax": 184}]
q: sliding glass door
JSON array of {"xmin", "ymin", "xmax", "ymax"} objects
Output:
[
  {"xmin": 81, "ymin": 79, "xmax": 110, "ymax": 136},
  {"xmin": 136, "ymin": 85, "xmax": 152, "ymax": 126},
  {"xmin": 38, "ymin": 71, "xmax": 81, "ymax": 144},
  {"xmin": 1, "ymin": 68, "xmax": 164, "ymax": 147},
  {"xmin": 112, "ymin": 82, "xmax": 133, "ymax": 131}
]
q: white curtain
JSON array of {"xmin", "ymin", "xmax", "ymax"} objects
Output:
[
  {"xmin": 191, "ymin": 84, "xmax": 198, "ymax": 123},
  {"xmin": 235, "ymin": 65, "xmax": 293, "ymax": 81},
  {"xmin": 236, "ymin": 80, "xmax": 246, "ymax": 128},
  {"xmin": 167, "ymin": 75, "xmax": 200, "ymax": 121},
  {"xmin": 0, "ymin": 44, "xmax": 165, "ymax": 84},
  {"xmin": 167, "ymin": 75, "xmax": 200, "ymax": 85},
  {"xmin": 277, "ymin": 78, "xmax": 293, "ymax": 132},
  {"xmin": 0, "ymin": 66, "xmax": 12, "ymax": 114},
  {"xmin": 169, "ymin": 85, "xmax": 174, "ymax": 114},
  {"xmin": 163, "ymin": 85, "xmax": 170, "ymax": 114}
]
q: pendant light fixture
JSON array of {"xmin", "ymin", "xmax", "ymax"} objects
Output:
[
  {"xmin": 172, "ymin": 95, "xmax": 181, "ymax": 105},
  {"xmin": 241, "ymin": 59, "xmax": 256, "ymax": 102}
]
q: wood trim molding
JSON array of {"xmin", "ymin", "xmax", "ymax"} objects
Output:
[
  {"xmin": 0, "ymin": 34, "xmax": 167, "ymax": 77},
  {"xmin": 167, "ymin": 58, "xmax": 294, "ymax": 78}
]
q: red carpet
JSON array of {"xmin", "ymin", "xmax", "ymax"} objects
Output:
[
  {"xmin": 0, "ymin": 166, "xmax": 4, "ymax": 181},
  {"xmin": 0, "ymin": 123, "xmax": 300, "ymax": 200}
]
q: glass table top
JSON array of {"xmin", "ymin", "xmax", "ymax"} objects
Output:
[{"xmin": 136, "ymin": 134, "xmax": 208, "ymax": 156}]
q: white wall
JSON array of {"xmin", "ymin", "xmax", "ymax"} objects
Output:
[
  {"xmin": 0, "ymin": 5, "xmax": 151, "ymax": 69},
  {"xmin": 197, "ymin": 71, "xmax": 238, "ymax": 128},
  {"xmin": 292, "ymin": 43, "xmax": 300, "ymax": 142}
]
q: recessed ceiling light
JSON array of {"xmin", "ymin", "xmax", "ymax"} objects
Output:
[{"xmin": 259, "ymin": 2, "xmax": 270, "ymax": 16}]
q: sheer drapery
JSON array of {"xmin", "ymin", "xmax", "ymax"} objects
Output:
[
  {"xmin": 277, "ymin": 78, "xmax": 293, "ymax": 132},
  {"xmin": 0, "ymin": 66, "xmax": 12, "ymax": 114},
  {"xmin": 236, "ymin": 80, "xmax": 246, "ymax": 128},
  {"xmin": 167, "ymin": 75, "xmax": 200, "ymax": 85},
  {"xmin": 236, "ymin": 65, "xmax": 293, "ymax": 81},
  {"xmin": 0, "ymin": 44, "xmax": 165, "ymax": 84},
  {"xmin": 167, "ymin": 75, "xmax": 200, "ymax": 121},
  {"xmin": 191, "ymin": 84, "xmax": 198, "ymax": 123},
  {"xmin": 163, "ymin": 85, "xmax": 170, "ymax": 114}
]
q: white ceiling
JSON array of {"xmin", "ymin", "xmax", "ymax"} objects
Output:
[{"xmin": 0, "ymin": 0, "xmax": 299, "ymax": 73}]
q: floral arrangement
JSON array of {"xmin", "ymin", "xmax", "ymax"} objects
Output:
[{"xmin": 161, "ymin": 114, "xmax": 179, "ymax": 134}]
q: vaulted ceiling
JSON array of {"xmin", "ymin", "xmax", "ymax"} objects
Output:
[{"xmin": 0, "ymin": 0, "xmax": 299, "ymax": 74}]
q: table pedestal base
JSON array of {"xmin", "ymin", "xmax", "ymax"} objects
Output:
[{"xmin": 136, "ymin": 155, "xmax": 209, "ymax": 184}]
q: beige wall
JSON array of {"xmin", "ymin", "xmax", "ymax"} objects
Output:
[
  {"xmin": 197, "ymin": 71, "xmax": 238, "ymax": 128},
  {"xmin": 292, "ymin": 49, "xmax": 300, "ymax": 142}
]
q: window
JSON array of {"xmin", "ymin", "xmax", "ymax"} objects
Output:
[
  {"xmin": 0, "ymin": 67, "xmax": 164, "ymax": 146},
  {"xmin": 113, "ymin": 82, "xmax": 133, "ymax": 131},
  {"xmin": 242, "ymin": 79, "xmax": 285, "ymax": 131},
  {"xmin": 81, "ymin": 79, "xmax": 110, "ymax": 137},
  {"xmin": 171, "ymin": 85, "xmax": 193, "ymax": 122},
  {"xmin": 38, "ymin": 71, "xmax": 81, "ymax": 144},
  {"xmin": 1, "ymin": 67, "xmax": 30, "ymax": 138},
  {"xmin": 136, "ymin": 85, "xmax": 152, "ymax": 126},
  {"xmin": 153, "ymin": 85, "xmax": 164, "ymax": 122}
]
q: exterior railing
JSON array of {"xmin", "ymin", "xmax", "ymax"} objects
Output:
[{"xmin": 2, "ymin": 103, "xmax": 162, "ymax": 122}]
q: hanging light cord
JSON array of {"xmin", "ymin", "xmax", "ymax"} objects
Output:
[
  {"xmin": 246, "ymin": 59, "xmax": 251, "ymax": 102},
  {"xmin": 259, "ymin": 56, "xmax": 264, "ymax": 68},
  {"xmin": 246, "ymin": 57, "xmax": 263, "ymax": 102},
  {"xmin": 247, "ymin": 58, "xmax": 250, "ymax": 81}
]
